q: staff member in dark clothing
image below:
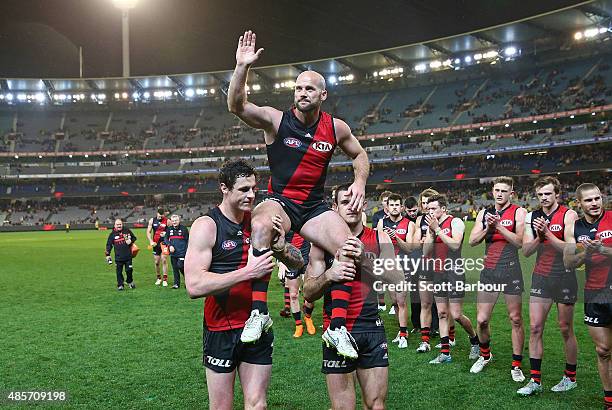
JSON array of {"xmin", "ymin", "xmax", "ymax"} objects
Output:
[
  {"xmin": 163, "ymin": 214, "xmax": 190, "ymax": 289},
  {"xmin": 105, "ymin": 219, "xmax": 137, "ymax": 291}
]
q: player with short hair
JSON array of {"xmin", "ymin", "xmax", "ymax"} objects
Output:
[
  {"xmin": 373, "ymin": 190, "xmax": 393, "ymax": 312},
  {"xmin": 105, "ymin": 219, "xmax": 137, "ymax": 291},
  {"xmin": 414, "ymin": 188, "xmax": 441, "ymax": 352},
  {"xmin": 377, "ymin": 192, "xmax": 415, "ymax": 349},
  {"xmin": 423, "ymin": 194, "xmax": 479, "ymax": 364},
  {"xmin": 147, "ymin": 208, "xmax": 169, "ymax": 287},
  {"xmin": 184, "ymin": 159, "xmax": 302, "ymax": 410},
  {"xmin": 517, "ymin": 176, "xmax": 579, "ymax": 395},
  {"xmin": 404, "ymin": 196, "xmax": 422, "ymax": 331},
  {"xmin": 564, "ymin": 183, "xmax": 612, "ymax": 410},
  {"xmin": 303, "ymin": 183, "xmax": 403, "ymax": 410},
  {"xmin": 469, "ymin": 176, "xmax": 527, "ymax": 381},
  {"xmin": 228, "ymin": 31, "xmax": 370, "ymax": 355},
  {"xmin": 163, "ymin": 214, "xmax": 190, "ymax": 289}
]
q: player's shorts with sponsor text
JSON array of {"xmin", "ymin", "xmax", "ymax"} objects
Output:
[
  {"xmin": 321, "ymin": 331, "xmax": 388, "ymax": 374},
  {"xmin": 152, "ymin": 243, "xmax": 163, "ymax": 256},
  {"xmin": 530, "ymin": 273, "xmax": 577, "ymax": 304},
  {"xmin": 433, "ymin": 270, "xmax": 465, "ymax": 299},
  {"xmin": 584, "ymin": 303, "xmax": 612, "ymax": 327},
  {"xmin": 263, "ymin": 192, "xmax": 330, "ymax": 233},
  {"xmin": 203, "ymin": 328, "xmax": 273, "ymax": 373},
  {"xmin": 479, "ymin": 261, "xmax": 523, "ymax": 295}
]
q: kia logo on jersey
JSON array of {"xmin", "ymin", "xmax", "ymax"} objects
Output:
[
  {"xmin": 549, "ymin": 224, "xmax": 562, "ymax": 232},
  {"xmin": 283, "ymin": 137, "xmax": 301, "ymax": 148},
  {"xmin": 440, "ymin": 228, "xmax": 451, "ymax": 235},
  {"xmin": 221, "ymin": 240, "xmax": 238, "ymax": 250},
  {"xmin": 500, "ymin": 219, "xmax": 513, "ymax": 227},
  {"xmin": 396, "ymin": 229, "xmax": 407, "ymax": 235},
  {"xmin": 599, "ymin": 230, "xmax": 612, "ymax": 240},
  {"xmin": 313, "ymin": 141, "xmax": 333, "ymax": 152}
]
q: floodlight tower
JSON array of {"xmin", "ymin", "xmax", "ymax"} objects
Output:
[{"xmin": 113, "ymin": 0, "xmax": 138, "ymax": 77}]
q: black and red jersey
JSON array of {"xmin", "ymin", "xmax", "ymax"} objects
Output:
[
  {"xmin": 285, "ymin": 230, "xmax": 311, "ymax": 266},
  {"xmin": 574, "ymin": 210, "xmax": 612, "ymax": 295},
  {"xmin": 105, "ymin": 228, "xmax": 136, "ymax": 262},
  {"xmin": 152, "ymin": 216, "xmax": 168, "ymax": 243},
  {"xmin": 483, "ymin": 203, "xmax": 521, "ymax": 269},
  {"xmin": 204, "ymin": 207, "xmax": 252, "ymax": 332},
  {"xmin": 322, "ymin": 226, "xmax": 383, "ymax": 333},
  {"xmin": 531, "ymin": 205, "xmax": 573, "ymax": 277},
  {"xmin": 429, "ymin": 216, "xmax": 462, "ymax": 273},
  {"xmin": 267, "ymin": 108, "xmax": 337, "ymax": 203},
  {"xmin": 382, "ymin": 215, "xmax": 411, "ymax": 255}
]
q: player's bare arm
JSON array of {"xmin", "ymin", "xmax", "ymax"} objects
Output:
[
  {"xmin": 395, "ymin": 221, "xmax": 416, "ymax": 254},
  {"xmin": 334, "ymin": 118, "xmax": 369, "ymax": 211},
  {"xmin": 469, "ymin": 209, "xmax": 490, "ymax": 246},
  {"xmin": 184, "ymin": 216, "xmax": 274, "ymax": 298},
  {"xmin": 146, "ymin": 217, "xmax": 155, "ymax": 246},
  {"xmin": 227, "ymin": 30, "xmax": 282, "ymax": 142},
  {"xmin": 563, "ymin": 218, "xmax": 586, "ymax": 269},
  {"xmin": 414, "ymin": 215, "xmax": 425, "ymax": 244},
  {"xmin": 436, "ymin": 218, "xmax": 465, "ymax": 251},
  {"xmin": 522, "ymin": 212, "xmax": 540, "ymax": 257},
  {"xmin": 303, "ymin": 245, "xmax": 356, "ymax": 302},
  {"xmin": 270, "ymin": 214, "xmax": 304, "ymax": 270}
]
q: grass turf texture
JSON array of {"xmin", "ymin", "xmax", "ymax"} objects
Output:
[{"xmin": 0, "ymin": 225, "xmax": 604, "ymax": 409}]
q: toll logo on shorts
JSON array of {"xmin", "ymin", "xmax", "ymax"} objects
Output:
[
  {"xmin": 283, "ymin": 138, "xmax": 302, "ymax": 148},
  {"xmin": 221, "ymin": 240, "xmax": 238, "ymax": 250},
  {"xmin": 206, "ymin": 355, "xmax": 232, "ymax": 368},
  {"xmin": 584, "ymin": 315, "xmax": 600, "ymax": 324},
  {"xmin": 549, "ymin": 224, "xmax": 562, "ymax": 232},
  {"xmin": 313, "ymin": 141, "xmax": 333, "ymax": 152},
  {"xmin": 323, "ymin": 360, "xmax": 348, "ymax": 368}
]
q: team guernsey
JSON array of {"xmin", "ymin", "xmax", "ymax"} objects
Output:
[
  {"xmin": 417, "ymin": 214, "xmax": 433, "ymax": 282},
  {"xmin": 321, "ymin": 226, "xmax": 388, "ymax": 374},
  {"xmin": 152, "ymin": 216, "xmax": 168, "ymax": 243},
  {"xmin": 382, "ymin": 216, "xmax": 410, "ymax": 255},
  {"xmin": 574, "ymin": 210, "xmax": 612, "ymax": 327},
  {"xmin": 430, "ymin": 216, "xmax": 464, "ymax": 298},
  {"xmin": 267, "ymin": 108, "xmax": 337, "ymax": 204},
  {"xmin": 480, "ymin": 203, "xmax": 524, "ymax": 294},
  {"xmin": 202, "ymin": 207, "xmax": 273, "ymax": 373},
  {"xmin": 529, "ymin": 205, "xmax": 577, "ymax": 303}
]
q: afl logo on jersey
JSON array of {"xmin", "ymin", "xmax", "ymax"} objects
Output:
[
  {"xmin": 599, "ymin": 230, "xmax": 612, "ymax": 240},
  {"xmin": 313, "ymin": 141, "xmax": 333, "ymax": 152},
  {"xmin": 577, "ymin": 235, "xmax": 591, "ymax": 243},
  {"xmin": 500, "ymin": 219, "xmax": 513, "ymax": 227},
  {"xmin": 221, "ymin": 240, "xmax": 238, "ymax": 250},
  {"xmin": 283, "ymin": 138, "xmax": 302, "ymax": 148},
  {"xmin": 549, "ymin": 224, "xmax": 562, "ymax": 232}
]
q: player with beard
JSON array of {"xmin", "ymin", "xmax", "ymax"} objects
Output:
[
  {"xmin": 404, "ymin": 196, "xmax": 422, "ymax": 332},
  {"xmin": 303, "ymin": 183, "xmax": 403, "ymax": 410},
  {"xmin": 469, "ymin": 176, "xmax": 527, "ymax": 382},
  {"xmin": 228, "ymin": 31, "xmax": 370, "ymax": 358},
  {"xmin": 517, "ymin": 177, "xmax": 579, "ymax": 396},
  {"xmin": 415, "ymin": 188, "xmax": 441, "ymax": 353},
  {"xmin": 564, "ymin": 183, "xmax": 612, "ymax": 410},
  {"xmin": 184, "ymin": 160, "xmax": 302, "ymax": 410},
  {"xmin": 377, "ymin": 193, "xmax": 415, "ymax": 349},
  {"xmin": 422, "ymin": 194, "xmax": 479, "ymax": 364}
]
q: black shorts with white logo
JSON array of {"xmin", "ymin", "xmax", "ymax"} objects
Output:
[
  {"xmin": 584, "ymin": 303, "xmax": 612, "ymax": 327},
  {"xmin": 321, "ymin": 331, "xmax": 388, "ymax": 374},
  {"xmin": 418, "ymin": 269, "xmax": 434, "ymax": 283},
  {"xmin": 263, "ymin": 192, "xmax": 331, "ymax": 233},
  {"xmin": 530, "ymin": 273, "xmax": 577, "ymax": 304},
  {"xmin": 152, "ymin": 243, "xmax": 163, "ymax": 256},
  {"xmin": 479, "ymin": 261, "xmax": 524, "ymax": 295},
  {"xmin": 433, "ymin": 270, "xmax": 465, "ymax": 299},
  {"xmin": 203, "ymin": 328, "xmax": 273, "ymax": 373}
]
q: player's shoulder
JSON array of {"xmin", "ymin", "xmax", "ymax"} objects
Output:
[{"xmin": 191, "ymin": 215, "xmax": 216, "ymax": 232}]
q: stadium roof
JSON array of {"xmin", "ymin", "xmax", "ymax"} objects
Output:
[{"xmin": 0, "ymin": 0, "xmax": 611, "ymax": 97}]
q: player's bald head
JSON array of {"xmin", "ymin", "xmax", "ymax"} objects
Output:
[{"xmin": 296, "ymin": 70, "xmax": 326, "ymax": 90}]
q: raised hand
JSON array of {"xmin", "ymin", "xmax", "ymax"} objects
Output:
[
  {"xmin": 236, "ymin": 30, "xmax": 264, "ymax": 66},
  {"xmin": 270, "ymin": 214, "xmax": 286, "ymax": 253}
]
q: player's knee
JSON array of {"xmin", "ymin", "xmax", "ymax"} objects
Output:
[
  {"xmin": 529, "ymin": 321, "xmax": 544, "ymax": 336},
  {"xmin": 289, "ymin": 289, "xmax": 299, "ymax": 301},
  {"xmin": 595, "ymin": 344, "xmax": 611, "ymax": 361},
  {"xmin": 557, "ymin": 320, "xmax": 572, "ymax": 338},
  {"xmin": 477, "ymin": 316, "xmax": 489, "ymax": 329},
  {"xmin": 244, "ymin": 395, "xmax": 267, "ymax": 410},
  {"xmin": 509, "ymin": 313, "xmax": 522, "ymax": 328}
]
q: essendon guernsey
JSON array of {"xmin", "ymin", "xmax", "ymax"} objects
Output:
[
  {"xmin": 531, "ymin": 205, "xmax": 573, "ymax": 277},
  {"xmin": 322, "ymin": 226, "xmax": 383, "ymax": 333},
  {"xmin": 382, "ymin": 216, "xmax": 410, "ymax": 255},
  {"xmin": 267, "ymin": 108, "xmax": 337, "ymax": 203},
  {"xmin": 204, "ymin": 207, "xmax": 252, "ymax": 331},
  {"xmin": 483, "ymin": 204, "xmax": 520, "ymax": 269},
  {"xmin": 430, "ymin": 216, "xmax": 462, "ymax": 273},
  {"xmin": 152, "ymin": 216, "xmax": 168, "ymax": 243},
  {"xmin": 574, "ymin": 210, "xmax": 612, "ymax": 297}
]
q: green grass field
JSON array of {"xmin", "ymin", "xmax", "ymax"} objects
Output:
[{"xmin": 0, "ymin": 225, "xmax": 604, "ymax": 409}]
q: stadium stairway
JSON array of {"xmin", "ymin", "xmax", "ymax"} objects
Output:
[
  {"xmin": 402, "ymin": 86, "xmax": 438, "ymax": 132},
  {"xmin": 450, "ymin": 79, "xmax": 490, "ymax": 126}
]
